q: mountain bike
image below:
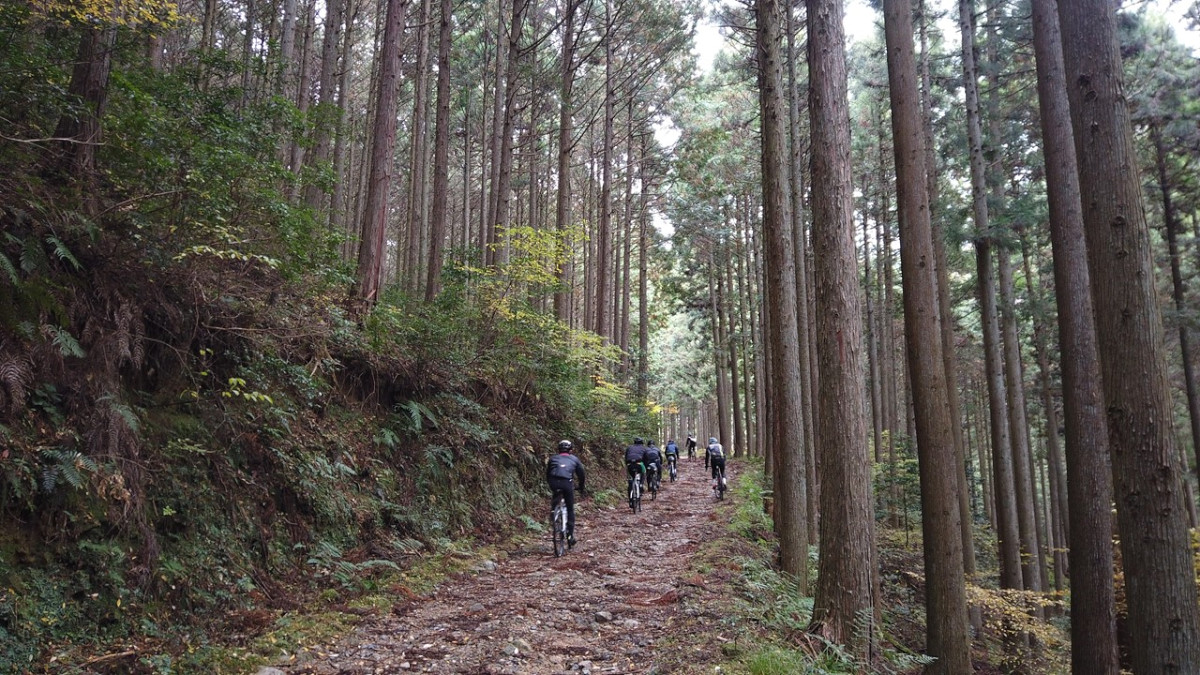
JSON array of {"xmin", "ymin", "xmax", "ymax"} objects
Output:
[
  {"xmin": 713, "ymin": 465, "xmax": 727, "ymax": 501},
  {"xmin": 667, "ymin": 455, "xmax": 678, "ymax": 482},
  {"xmin": 647, "ymin": 465, "xmax": 660, "ymax": 500},
  {"xmin": 628, "ymin": 472, "xmax": 642, "ymax": 513},
  {"xmin": 551, "ymin": 490, "xmax": 569, "ymax": 557}
]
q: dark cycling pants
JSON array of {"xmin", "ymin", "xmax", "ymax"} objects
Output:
[
  {"xmin": 549, "ymin": 477, "xmax": 577, "ymax": 535},
  {"xmin": 711, "ymin": 456, "xmax": 726, "ymax": 481}
]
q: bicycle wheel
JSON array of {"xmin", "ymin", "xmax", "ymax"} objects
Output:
[
  {"xmin": 649, "ymin": 473, "xmax": 658, "ymax": 500},
  {"xmin": 717, "ymin": 468, "xmax": 726, "ymax": 500},
  {"xmin": 669, "ymin": 461, "xmax": 677, "ymax": 482},
  {"xmin": 629, "ymin": 478, "xmax": 638, "ymax": 513},
  {"xmin": 634, "ymin": 477, "xmax": 642, "ymax": 513},
  {"xmin": 552, "ymin": 503, "xmax": 567, "ymax": 557}
]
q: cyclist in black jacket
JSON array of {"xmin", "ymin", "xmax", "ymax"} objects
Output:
[
  {"xmin": 685, "ymin": 435, "xmax": 697, "ymax": 460},
  {"xmin": 547, "ymin": 440, "xmax": 586, "ymax": 547},
  {"xmin": 624, "ymin": 437, "xmax": 648, "ymax": 488}
]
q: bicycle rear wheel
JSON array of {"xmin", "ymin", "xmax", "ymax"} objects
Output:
[
  {"xmin": 552, "ymin": 504, "xmax": 567, "ymax": 556},
  {"xmin": 717, "ymin": 468, "xmax": 726, "ymax": 500}
]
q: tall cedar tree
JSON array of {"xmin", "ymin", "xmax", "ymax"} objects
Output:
[
  {"xmin": 1029, "ymin": 0, "xmax": 1119, "ymax": 669},
  {"xmin": 958, "ymin": 0, "xmax": 1022, "ymax": 592},
  {"xmin": 355, "ymin": 0, "xmax": 409, "ymax": 302},
  {"xmin": 806, "ymin": 0, "xmax": 879, "ymax": 656},
  {"xmin": 424, "ymin": 0, "xmax": 452, "ymax": 300},
  {"xmin": 882, "ymin": 0, "xmax": 972, "ymax": 670},
  {"xmin": 1057, "ymin": 0, "xmax": 1200, "ymax": 670},
  {"xmin": 755, "ymin": 0, "xmax": 809, "ymax": 590}
]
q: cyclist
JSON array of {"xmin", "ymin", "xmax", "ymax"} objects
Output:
[
  {"xmin": 664, "ymin": 439, "xmax": 679, "ymax": 478},
  {"xmin": 685, "ymin": 434, "xmax": 697, "ymax": 460},
  {"xmin": 644, "ymin": 442, "xmax": 663, "ymax": 488},
  {"xmin": 624, "ymin": 437, "xmax": 648, "ymax": 493},
  {"xmin": 547, "ymin": 440, "xmax": 587, "ymax": 547},
  {"xmin": 707, "ymin": 436, "xmax": 726, "ymax": 488}
]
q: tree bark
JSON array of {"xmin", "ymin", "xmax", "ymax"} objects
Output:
[
  {"xmin": 1057, "ymin": 0, "xmax": 1200, "ymax": 669},
  {"xmin": 553, "ymin": 0, "xmax": 582, "ymax": 322},
  {"xmin": 404, "ymin": 0, "xmax": 432, "ymax": 293},
  {"xmin": 354, "ymin": 0, "xmax": 409, "ymax": 302},
  {"xmin": 424, "ymin": 0, "xmax": 452, "ymax": 300},
  {"xmin": 806, "ymin": 0, "xmax": 878, "ymax": 656},
  {"xmin": 756, "ymin": 0, "xmax": 808, "ymax": 590},
  {"xmin": 959, "ymin": 0, "xmax": 1022, "ymax": 592},
  {"xmin": 882, "ymin": 0, "xmax": 972, "ymax": 670}
]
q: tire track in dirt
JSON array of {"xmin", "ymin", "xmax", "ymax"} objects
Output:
[{"xmin": 274, "ymin": 457, "xmax": 736, "ymax": 675}]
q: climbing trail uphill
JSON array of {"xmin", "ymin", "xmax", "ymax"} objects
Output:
[{"xmin": 272, "ymin": 458, "xmax": 738, "ymax": 674}]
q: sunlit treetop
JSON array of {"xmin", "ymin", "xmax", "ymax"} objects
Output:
[{"xmin": 27, "ymin": 0, "xmax": 179, "ymax": 28}]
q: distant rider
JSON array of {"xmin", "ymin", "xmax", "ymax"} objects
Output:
[
  {"xmin": 664, "ymin": 439, "xmax": 679, "ymax": 477},
  {"xmin": 624, "ymin": 437, "xmax": 648, "ymax": 490},
  {"xmin": 707, "ymin": 436, "xmax": 726, "ymax": 486},
  {"xmin": 686, "ymin": 434, "xmax": 697, "ymax": 460},
  {"xmin": 644, "ymin": 441, "xmax": 663, "ymax": 486},
  {"xmin": 547, "ymin": 440, "xmax": 586, "ymax": 547}
]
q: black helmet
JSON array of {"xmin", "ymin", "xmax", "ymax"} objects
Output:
[
  {"xmin": 557, "ymin": 439, "xmax": 573, "ymax": 452},
  {"xmin": 634, "ymin": 437, "xmax": 644, "ymax": 445}
]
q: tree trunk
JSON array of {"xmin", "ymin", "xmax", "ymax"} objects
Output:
[
  {"xmin": 637, "ymin": 138, "xmax": 650, "ymax": 400},
  {"xmin": 882, "ymin": 0, "xmax": 972, "ymax": 670},
  {"xmin": 1152, "ymin": 124, "xmax": 1200, "ymax": 486},
  {"xmin": 1057, "ymin": 0, "xmax": 1200, "ymax": 669},
  {"xmin": 1022, "ymin": 237, "xmax": 1070, "ymax": 593},
  {"xmin": 354, "ymin": 0, "xmax": 409, "ymax": 303},
  {"xmin": 404, "ymin": 0, "xmax": 432, "ymax": 294},
  {"xmin": 959, "ymin": 0, "xmax": 1022, "ymax": 593},
  {"xmin": 595, "ymin": 3, "xmax": 614, "ymax": 340},
  {"xmin": 786, "ymin": 0, "xmax": 819, "ymax": 547},
  {"xmin": 807, "ymin": 0, "xmax": 878, "ymax": 656},
  {"xmin": 756, "ymin": 0, "xmax": 808, "ymax": 590},
  {"xmin": 554, "ymin": 0, "xmax": 581, "ymax": 322},
  {"xmin": 302, "ymin": 0, "xmax": 345, "ymax": 213},
  {"xmin": 52, "ymin": 27, "xmax": 117, "ymax": 195},
  {"xmin": 424, "ymin": 0, "xmax": 452, "ymax": 300},
  {"xmin": 919, "ymin": 0, "xmax": 976, "ymax": 584}
]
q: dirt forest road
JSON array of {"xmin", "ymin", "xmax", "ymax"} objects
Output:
[{"xmin": 271, "ymin": 456, "xmax": 742, "ymax": 675}]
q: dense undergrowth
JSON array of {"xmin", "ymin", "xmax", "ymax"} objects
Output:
[
  {"xmin": 699, "ymin": 465, "xmax": 1072, "ymax": 674},
  {"xmin": 0, "ymin": 13, "xmax": 649, "ymax": 672}
]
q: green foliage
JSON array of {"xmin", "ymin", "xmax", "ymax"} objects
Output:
[
  {"xmin": 305, "ymin": 540, "xmax": 400, "ymax": 590},
  {"xmin": 39, "ymin": 448, "xmax": 97, "ymax": 492}
]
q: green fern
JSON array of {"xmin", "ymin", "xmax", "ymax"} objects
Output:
[
  {"xmin": 39, "ymin": 448, "xmax": 97, "ymax": 492},
  {"xmin": 0, "ymin": 252, "xmax": 18, "ymax": 285},
  {"xmin": 399, "ymin": 400, "xmax": 438, "ymax": 435},
  {"xmin": 47, "ymin": 325, "xmax": 85, "ymax": 358},
  {"xmin": 19, "ymin": 236, "xmax": 49, "ymax": 273},
  {"xmin": 45, "ymin": 236, "xmax": 81, "ymax": 271}
]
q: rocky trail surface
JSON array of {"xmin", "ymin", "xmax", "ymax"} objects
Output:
[{"xmin": 269, "ymin": 459, "xmax": 744, "ymax": 675}]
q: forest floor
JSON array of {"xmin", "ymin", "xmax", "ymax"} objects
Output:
[{"xmin": 265, "ymin": 458, "xmax": 755, "ymax": 675}]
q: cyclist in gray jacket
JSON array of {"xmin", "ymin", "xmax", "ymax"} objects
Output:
[
  {"xmin": 707, "ymin": 437, "xmax": 726, "ymax": 483},
  {"xmin": 547, "ymin": 440, "xmax": 586, "ymax": 546}
]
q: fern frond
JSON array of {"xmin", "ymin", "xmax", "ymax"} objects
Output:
[
  {"xmin": 111, "ymin": 401, "xmax": 141, "ymax": 435},
  {"xmin": 0, "ymin": 353, "xmax": 32, "ymax": 414},
  {"xmin": 0, "ymin": 252, "xmax": 18, "ymax": 285},
  {"xmin": 115, "ymin": 301, "xmax": 132, "ymax": 364},
  {"xmin": 45, "ymin": 236, "xmax": 81, "ymax": 271},
  {"xmin": 19, "ymin": 236, "xmax": 49, "ymax": 273},
  {"xmin": 46, "ymin": 325, "xmax": 85, "ymax": 358}
]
